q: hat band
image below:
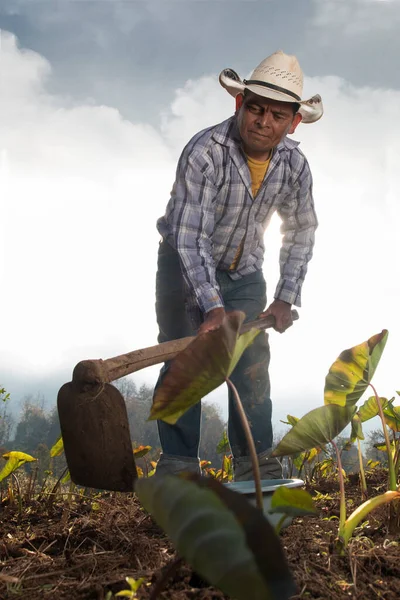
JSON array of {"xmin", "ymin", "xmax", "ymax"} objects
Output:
[{"xmin": 243, "ymin": 79, "xmax": 301, "ymax": 102}]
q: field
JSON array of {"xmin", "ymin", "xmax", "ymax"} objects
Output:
[{"xmin": 1, "ymin": 469, "xmax": 399, "ymax": 600}]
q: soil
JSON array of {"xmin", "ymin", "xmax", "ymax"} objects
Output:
[{"xmin": 0, "ymin": 470, "xmax": 399, "ymax": 600}]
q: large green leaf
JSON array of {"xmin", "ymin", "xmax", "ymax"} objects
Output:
[
  {"xmin": 374, "ymin": 442, "xmax": 395, "ymax": 455},
  {"xmin": 270, "ymin": 486, "xmax": 316, "ymax": 518},
  {"xmin": 324, "ymin": 330, "xmax": 388, "ymax": 408},
  {"xmin": 149, "ymin": 311, "xmax": 260, "ymax": 424},
  {"xmin": 272, "ymin": 405, "xmax": 356, "ymax": 457},
  {"xmin": 383, "ymin": 404, "xmax": 400, "ymax": 432},
  {"xmin": 358, "ymin": 396, "xmax": 389, "ymax": 423},
  {"xmin": 0, "ymin": 451, "xmax": 37, "ymax": 482},
  {"xmin": 135, "ymin": 474, "xmax": 296, "ymax": 600}
]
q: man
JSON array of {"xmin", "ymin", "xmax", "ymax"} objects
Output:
[{"xmin": 154, "ymin": 50, "xmax": 322, "ymax": 480}]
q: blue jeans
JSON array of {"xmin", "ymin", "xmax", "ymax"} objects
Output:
[{"xmin": 155, "ymin": 240, "xmax": 273, "ymax": 461}]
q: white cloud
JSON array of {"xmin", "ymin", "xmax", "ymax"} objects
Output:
[
  {"xmin": 312, "ymin": 0, "xmax": 400, "ymax": 33},
  {"xmin": 1, "ymin": 30, "xmax": 399, "ymax": 433},
  {"xmin": 161, "ymin": 76, "xmax": 233, "ymax": 158},
  {"xmin": 1, "ymin": 30, "xmax": 175, "ymax": 375}
]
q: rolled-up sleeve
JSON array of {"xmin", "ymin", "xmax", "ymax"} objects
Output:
[
  {"xmin": 167, "ymin": 149, "xmax": 224, "ymax": 314},
  {"xmin": 274, "ymin": 161, "xmax": 318, "ymax": 306}
]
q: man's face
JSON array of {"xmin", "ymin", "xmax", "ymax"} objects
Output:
[{"xmin": 236, "ymin": 92, "xmax": 302, "ymax": 160}]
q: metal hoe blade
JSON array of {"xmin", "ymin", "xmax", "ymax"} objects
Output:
[{"xmin": 57, "ymin": 381, "xmax": 137, "ymax": 492}]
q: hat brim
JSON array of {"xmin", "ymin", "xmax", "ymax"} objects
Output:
[{"xmin": 219, "ymin": 69, "xmax": 323, "ymax": 124}]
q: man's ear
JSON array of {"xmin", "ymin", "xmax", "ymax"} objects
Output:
[
  {"xmin": 235, "ymin": 93, "xmax": 244, "ymax": 113},
  {"xmin": 288, "ymin": 112, "xmax": 302, "ymax": 134}
]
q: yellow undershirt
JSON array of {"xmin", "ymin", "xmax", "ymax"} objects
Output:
[{"xmin": 229, "ymin": 153, "xmax": 272, "ymax": 270}]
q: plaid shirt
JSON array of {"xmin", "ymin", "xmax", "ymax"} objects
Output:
[{"xmin": 157, "ymin": 116, "xmax": 318, "ymax": 319}]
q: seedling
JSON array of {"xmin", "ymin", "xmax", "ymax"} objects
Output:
[
  {"xmin": 0, "ymin": 451, "xmax": 37, "ymax": 483},
  {"xmin": 115, "ymin": 577, "xmax": 146, "ymax": 598}
]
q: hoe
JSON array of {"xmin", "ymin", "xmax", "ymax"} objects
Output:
[{"xmin": 57, "ymin": 310, "xmax": 298, "ymax": 492}]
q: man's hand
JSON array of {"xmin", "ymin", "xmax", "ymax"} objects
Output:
[
  {"xmin": 259, "ymin": 299, "xmax": 293, "ymax": 333},
  {"xmin": 198, "ymin": 307, "xmax": 226, "ymax": 334}
]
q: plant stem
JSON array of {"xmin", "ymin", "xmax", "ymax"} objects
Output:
[
  {"xmin": 394, "ymin": 444, "xmax": 400, "ymax": 477},
  {"xmin": 298, "ymin": 453, "xmax": 307, "ymax": 480},
  {"xmin": 357, "ymin": 438, "xmax": 367, "ymax": 498},
  {"xmin": 47, "ymin": 466, "xmax": 69, "ymax": 506},
  {"xmin": 226, "ymin": 377, "xmax": 263, "ymax": 511},
  {"xmin": 220, "ymin": 454, "xmax": 225, "ymax": 483},
  {"xmin": 370, "ymin": 384, "xmax": 397, "ymax": 491},
  {"xmin": 275, "ymin": 514, "xmax": 289, "ymax": 535},
  {"xmin": 12, "ymin": 474, "xmax": 22, "ymax": 517},
  {"xmin": 341, "ymin": 490, "xmax": 400, "ymax": 547},
  {"xmin": 332, "ymin": 439, "xmax": 347, "ymax": 541}
]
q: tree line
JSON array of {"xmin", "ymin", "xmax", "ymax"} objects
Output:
[
  {"xmin": 0, "ymin": 379, "xmax": 227, "ymax": 468},
  {"xmin": 0, "ymin": 380, "xmax": 389, "ymax": 473}
]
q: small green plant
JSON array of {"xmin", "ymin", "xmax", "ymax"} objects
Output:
[
  {"xmin": 200, "ymin": 432, "xmax": 234, "ymax": 482},
  {"xmin": 269, "ymin": 485, "xmax": 317, "ymax": 533},
  {"xmin": 0, "ymin": 451, "xmax": 37, "ymax": 483},
  {"xmin": 115, "ymin": 577, "xmax": 146, "ymax": 598},
  {"xmin": 133, "ymin": 445, "xmax": 153, "ymax": 477}
]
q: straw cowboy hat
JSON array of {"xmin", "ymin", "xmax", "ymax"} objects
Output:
[{"xmin": 219, "ymin": 50, "xmax": 323, "ymax": 124}]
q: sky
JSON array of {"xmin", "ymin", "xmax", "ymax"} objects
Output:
[{"xmin": 1, "ymin": 0, "xmax": 400, "ymax": 441}]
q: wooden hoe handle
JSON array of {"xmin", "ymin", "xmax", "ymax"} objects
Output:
[{"xmin": 72, "ymin": 309, "xmax": 299, "ymax": 387}]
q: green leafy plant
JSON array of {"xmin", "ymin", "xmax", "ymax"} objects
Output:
[
  {"xmin": 382, "ymin": 397, "xmax": 400, "ymax": 478},
  {"xmin": 0, "ymin": 451, "xmax": 37, "ymax": 483},
  {"xmin": 269, "ymin": 486, "xmax": 317, "ymax": 533},
  {"xmin": 133, "ymin": 445, "xmax": 153, "ymax": 477},
  {"xmin": 115, "ymin": 576, "xmax": 146, "ymax": 598},
  {"xmin": 201, "ymin": 431, "xmax": 234, "ymax": 482},
  {"xmin": 273, "ymin": 330, "xmax": 400, "ymax": 552},
  {"xmin": 135, "ymin": 473, "xmax": 296, "ymax": 600}
]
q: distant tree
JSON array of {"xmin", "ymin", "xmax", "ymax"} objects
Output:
[
  {"xmin": 13, "ymin": 396, "xmax": 50, "ymax": 454},
  {"xmin": 340, "ymin": 443, "xmax": 364, "ymax": 474},
  {"xmin": 326, "ymin": 435, "xmax": 365, "ymax": 474},
  {"xmin": 116, "ymin": 378, "xmax": 226, "ymax": 466},
  {"xmin": 116, "ymin": 378, "xmax": 160, "ymax": 460},
  {"xmin": 46, "ymin": 406, "xmax": 62, "ymax": 448},
  {"xmin": 200, "ymin": 402, "xmax": 226, "ymax": 466},
  {"xmin": 0, "ymin": 387, "xmax": 13, "ymax": 448},
  {"xmin": 0, "ymin": 387, "xmax": 10, "ymax": 403},
  {"xmin": 364, "ymin": 428, "xmax": 388, "ymax": 466}
]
